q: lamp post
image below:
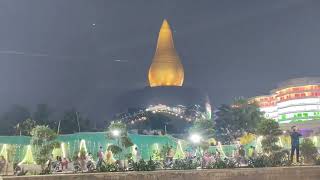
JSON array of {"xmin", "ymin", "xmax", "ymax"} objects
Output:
[
  {"xmin": 164, "ymin": 122, "xmax": 168, "ymax": 135},
  {"xmin": 111, "ymin": 129, "xmax": 121, "ymax": 160},
  {"xmin": 76, "ymin": 111, "xmax": 81, "ymax": 133}
]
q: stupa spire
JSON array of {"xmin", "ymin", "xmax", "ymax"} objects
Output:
[{"xmin": 148, "ymin": 19, "xmax": 184, "ymax": 87}]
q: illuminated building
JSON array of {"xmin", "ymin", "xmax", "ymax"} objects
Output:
[{"xmin": 251, "ymin": 77, "xmax": 320, "ymax": 133}]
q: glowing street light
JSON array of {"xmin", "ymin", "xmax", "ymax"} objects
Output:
[
  {"xmin": 111, "ymin": 129, "xmax": 121, "ymax": 137},
  {"xmin": 189, "ymin": 133, "xmax": 202, "ymax": 144}
]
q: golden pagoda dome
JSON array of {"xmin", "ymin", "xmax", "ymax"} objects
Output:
[{"xmin": 148, "ymin": 19, "xmax": 184, "ymax": 87}]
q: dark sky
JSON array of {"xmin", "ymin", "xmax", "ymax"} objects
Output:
[{"xmin": 0, "ymin": 0, "xmax": 320, "ymax": 122}]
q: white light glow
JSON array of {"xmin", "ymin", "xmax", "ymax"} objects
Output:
[
  {"xmin": 189, "ymin": 134, "xmax": 202, "ymax": 144},
  {"xmin": 112, "ymin": 129, "xmax": 121, "ymax": 137}
]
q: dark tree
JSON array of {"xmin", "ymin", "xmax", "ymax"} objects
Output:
[
  {"xmin": 215, "ymin": 98, "xmax": 264, "ymax": 144},
  {"xmin": 33, "ymin": 104, "xmax": 52, "ymax": 125},
  {"xmin": 59, "ymin": 109, "xmax": 93, "ymax": 134},
  {"xmin": 257, "ymin": 119, "xmax": 282, "ymax": 153},
  {"xmin": 189, "ymin": 118, "xmax": 215, "ymax": 139},
  {"xmin": 15, "ymin": 118, "xmax": 36, "ymax": 136},
  {"xmin": 0, "ymin": 104, "xmax": 31, "ymax": 135}
]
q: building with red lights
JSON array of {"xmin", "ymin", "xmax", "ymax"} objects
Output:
[{"xmin": 250, "ymin": 77, "xmax": 320, "ymax": 134}]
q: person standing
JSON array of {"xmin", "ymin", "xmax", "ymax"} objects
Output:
[
  {"xmin": 290, "ymin": 126, "xmax": 302, "ymax": 163},
  {"xmin": 135, "ymin": 147, "xmax": 141, "ymax": 162},
  {"xmin": 167, "ymin": 146, "xmax": 174, "ymax": 163}
]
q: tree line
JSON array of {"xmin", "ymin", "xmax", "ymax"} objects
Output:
[
  {"xmin": 191, "ymin": 98, "xmax": 269, "ymax": 144},
  {"xmin": 0, "ymin": 104, "xmax": 98, "ymax": 136},
  {"xmin": 0, "ymin": 98, "xmax": 269, "ymax": 140}
]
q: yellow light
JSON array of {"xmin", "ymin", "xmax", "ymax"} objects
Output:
[
  {"xmin": 78, "ymin": 139, "xmax": 88, "ymax": 157},
  {"xmin": 148, "ymin": 19, "xmax": 184, "ymax": 87},
  {"xmin": 61, "ymin": 142, "xmax": 67, "ymax": 158},
  {"xmin": 313, "ymin": 136, "xmax": 318, "ymax": 146},
  {"xmin": 0, "ymin": 144, "xmax": 8, "ymax": 161},
  {"xmin": 19, "ymin": 145, "xmax": 36, "ymax": 165}
]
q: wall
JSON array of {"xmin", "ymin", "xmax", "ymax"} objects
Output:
[{"xmin": 3, "ymin": 166, "xmax": 320, "ymax": 180}]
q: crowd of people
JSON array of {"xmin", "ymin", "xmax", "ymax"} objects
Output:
[{"xmin": 44, "ymin": 145, "xmax": 143, "ymax": 173}]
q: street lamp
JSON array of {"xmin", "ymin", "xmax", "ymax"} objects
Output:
[
  {"xmin": 189, "ymin": 133, "xmax": 202, "ymax": 144},
  {"xmin": 111, "ymin": 129, "xmax": 121, "ymax": 137},
  {"xmin": 189, "ymin": 133, "xmax": 202, "ymax": 168}
]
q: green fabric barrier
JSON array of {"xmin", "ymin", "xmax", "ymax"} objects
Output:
[
  {"xmin": 1, "ymin": 133, "xmax": 319, "ymax": 163},
  {"xmin": 0, "ymin": 136, "xmax": 30, "ymax": 145}
]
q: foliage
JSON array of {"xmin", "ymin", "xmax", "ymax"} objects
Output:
[
  {"xmin": 79, "ymin": 147, "xmax": 86, "ymax": 160},
  {"xmin": 151, "ymin": 149, "xmax": 161, "ymax": 161},
  {"xmin": 107, "ymin": 121, "xmax": 128, "ymax": 139},
  {"xmin": 257, "ymin": 119, "xmax": 282, "ymax": 154},
  {"xmin": 107, "ymin": 145, "xmax": 123, "ymax": 155},
  {"xmin": 189, "ymin": 118, "xmax": 215, "ymax": 139},
  {"xmin": 315, "ymin": 156, "xmax": 320, "ymax": 165},
  {"xmin": 120, "ymin": 136, "xmax": 134, "ymax": 148},
  {"xmin": 0, "ymin": 105, "xmax": 31, "ymax": 135},
  {"xmin": 106, "ymin": 121, "xmax": 133, "ymax": 160},
  {"xmin": 248, "ymin": 155, "xmax": 270, "ymax": 168},
  {"xmin": 159, "ymin": 143, "xmax": 171, "ymax": 160},
  {"xmin": 72, "ymin": 151, "xmax": 79, "ymax": 161},
  {"xmin": 96, "ymin": 161, "xmax": 119, "ymax": 172},
  {"xmin": 15, "ymin": 118, "xmax": 36, "ymax": 136},
  {"xmin": 215, "ymin": 98, "xmax": 264, "ymax": 144},
  {"xmin": 131, "ymin": 159, "xmax": 158, "ymax": 171},
  {"xmin": 206, "ymin": 158, "xmax": 237, "ymax": 169},
  {"xmin": 199, "ymin": 142, "xmax": 210, "ymax": 152},
  {"xmin": 30, "ymin": 125, "xmax": 59, "ymax": 174},
  {"xmin": 239, "ymin": 133, "xmax": 256, "ymax": 145},
  {"xmin": 6, "ymin": 145, "xmax": 17, "ymax": 163},
  {"xmin": 300, "ymin": 138, "xmax": 318, "ymax": 163},
  {"xmin": 59, "ymin": 109, "xmax": 92, "ymax": 134},
  {"xmin": 172, "ymin": 159, "xmax": 198, "ymax": 170},
  {"xmin": 248, "ymin": 150, "xmax": 290, "ymax": 167},
  {"xmin": 32, "ymin": 104, "xmax": 51, "ymax": 125},
  {"xmin": 207, "ymin": 160, "xmax": 227, "ymax": 169},
  {"xmin": 253, "ymin": 119, "xmax": 291, "ymax": 167},
  {"xmin": 208, "ymin": 138, "xmax": 216, "ymax": 146}
]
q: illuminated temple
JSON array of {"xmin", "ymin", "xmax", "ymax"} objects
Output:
[
  {"xmin": 250, "ymin": 77, "xmax": 320, "ymax": 134},
  {"xmin": 112, "ymin": 20, "xmax": 211, "ymax": 134},
  {"xmin": 148, "ymin": 20, "xmax": 184, "ymax": 87}
]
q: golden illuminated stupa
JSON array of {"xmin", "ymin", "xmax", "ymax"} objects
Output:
[
  {"xmin": 148, "ymin": 19, "xmax": 184, "ymax": 87},
  {"xmin": 112, "ymin": 19, "xmax": 211, "ymax": 134}
]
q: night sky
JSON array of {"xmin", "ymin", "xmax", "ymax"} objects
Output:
[{"xmin": 0, "ymin": 0, "xmax": 320, "ymax": 122}]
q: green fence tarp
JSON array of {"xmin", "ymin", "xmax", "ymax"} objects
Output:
[
  {"xmin": 1, "ymin": 132, "xmax": 319, "ymax": 164},
  {"xmin": 0, "ymin": 132, "xmax": 178, "ymax": 162}
]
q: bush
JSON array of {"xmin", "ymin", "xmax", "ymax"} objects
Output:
[
  {"xmin": 248, "ymin": 150, "xmax": 290, "ymax": 168},
  {"xmin": 97, "ymin": 162, "xmax": 118, "ymax": 172},
  {"xmin": 206, "ymin": 159, "xmax": 227, "ymax": 169},
  {"xmin": 315, "ymin": 156, "xmax": 320, "ymax": 165},
  {"xmin": 131, "ymin": 159, "xmax": 159, "ymax": 171},
  {"xmin": 300, "ymin": 138, "xmax": 318, "ymax": 163},
  {"xmin": 206, "ymin": 158, "xmax": 237, "ymax": 169},
  {"xmin": 257, "ymin": 119, "xmax": 282, "ymax": 154},
  {"xmin": 269, "ymin": 149, "xmax": 290, "ymax": 166},
  {"xmin": 248, "ymin": 155, "xmax": 270, "ymax": 168},
  {"xmin": 30, "ymin": 125, "xmax": 58, "ymax": 174},
  {"xmin": 172, "ymin": 159, "xmax": 198, "ymax": 170}
]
